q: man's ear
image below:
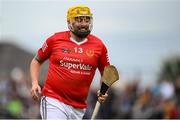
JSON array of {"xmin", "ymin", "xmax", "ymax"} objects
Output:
[{"xmin": 67, "ymin": 22, "xmax": 73, "ymax": 31}]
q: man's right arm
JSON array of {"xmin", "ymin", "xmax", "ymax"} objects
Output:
[
  {"xmin": 30, "ymin": 35, "xmax": 53, "ymax": 101},
  {"xmin": 30, "ymin": 58, "xmax": 43, "ymax": 101}
]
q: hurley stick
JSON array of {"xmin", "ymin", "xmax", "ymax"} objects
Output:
[{"xmin": 91, "ymin": 65, "xmax": 119, "ymax": 119}]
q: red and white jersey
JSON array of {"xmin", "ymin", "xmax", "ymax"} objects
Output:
[{"xmin": 37, "ymin": 31, "xmax": 110, "ymax": 108}]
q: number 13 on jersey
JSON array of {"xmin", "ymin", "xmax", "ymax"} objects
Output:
[{"xmin": 74, "ymin": 47, "xmax": 83, "ymax": 54}]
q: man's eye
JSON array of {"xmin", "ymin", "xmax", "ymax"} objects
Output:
[{"xmin": 75, "ymin": 17, "xmax": 91, "ymax": 23}]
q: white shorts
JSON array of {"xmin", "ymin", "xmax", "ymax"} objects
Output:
[{"xmin": 40, "ymin": 96, "xmax": 86, "ymax": 119}]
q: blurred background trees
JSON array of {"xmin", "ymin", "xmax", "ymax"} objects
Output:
[{"xmin": 159, "ymin": 55, "xmax": 180, "ymax": 83}]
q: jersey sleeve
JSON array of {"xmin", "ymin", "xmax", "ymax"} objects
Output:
[
  {"xmin": 35, "ymin": 35, "xmax": 54, "ymax": 62},
  {"xmin": 98, "ymin": 44, "xmax": 110, "ymax": 76}
]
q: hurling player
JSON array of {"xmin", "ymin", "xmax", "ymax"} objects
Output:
[{"xmin": 30, "ymin": 5, "xmax": 110, "ymax": 119}]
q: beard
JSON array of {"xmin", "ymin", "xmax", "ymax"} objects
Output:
[
  {"xmin": 68, "ymin": 22, "xmax": 92, "ymax": 38},
  {"xmin": 72, "ymin": 29, "xmax": 91, "ymax": 38}
]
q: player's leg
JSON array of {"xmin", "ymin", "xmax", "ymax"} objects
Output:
[
  {"xmin": 69, "ymin": 107, "xmax": 86, "ymax": 119},
  {"xmin": 40, "ymin": 96, "xmax": 86, "ymax": 119},
  {"xmin": 40, "ymin": 96, "xmax": 68, "ymax": 119}
]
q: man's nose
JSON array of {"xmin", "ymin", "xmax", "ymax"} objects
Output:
[{"xmin": 80, "ymin": 20, "xmax": 89, "ymax": 26}]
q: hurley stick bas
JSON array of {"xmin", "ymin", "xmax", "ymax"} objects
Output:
[{"xmin": 91, "ymin": 65, "xmax": 119, "ymax": 119}]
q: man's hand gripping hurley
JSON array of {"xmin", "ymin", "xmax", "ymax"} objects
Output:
[{"xmin": 91, "ymin": 65, "xmax": 119, "ymax": 119}]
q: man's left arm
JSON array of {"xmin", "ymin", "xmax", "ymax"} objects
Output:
[{"xmin": 97, "ymin": 45, "xmax": 110, "ymax": 103}]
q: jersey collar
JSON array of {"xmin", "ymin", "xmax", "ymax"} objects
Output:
[{"xmin": 70, "ymin": 37, "xmax": 88, "ymax": 45}]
